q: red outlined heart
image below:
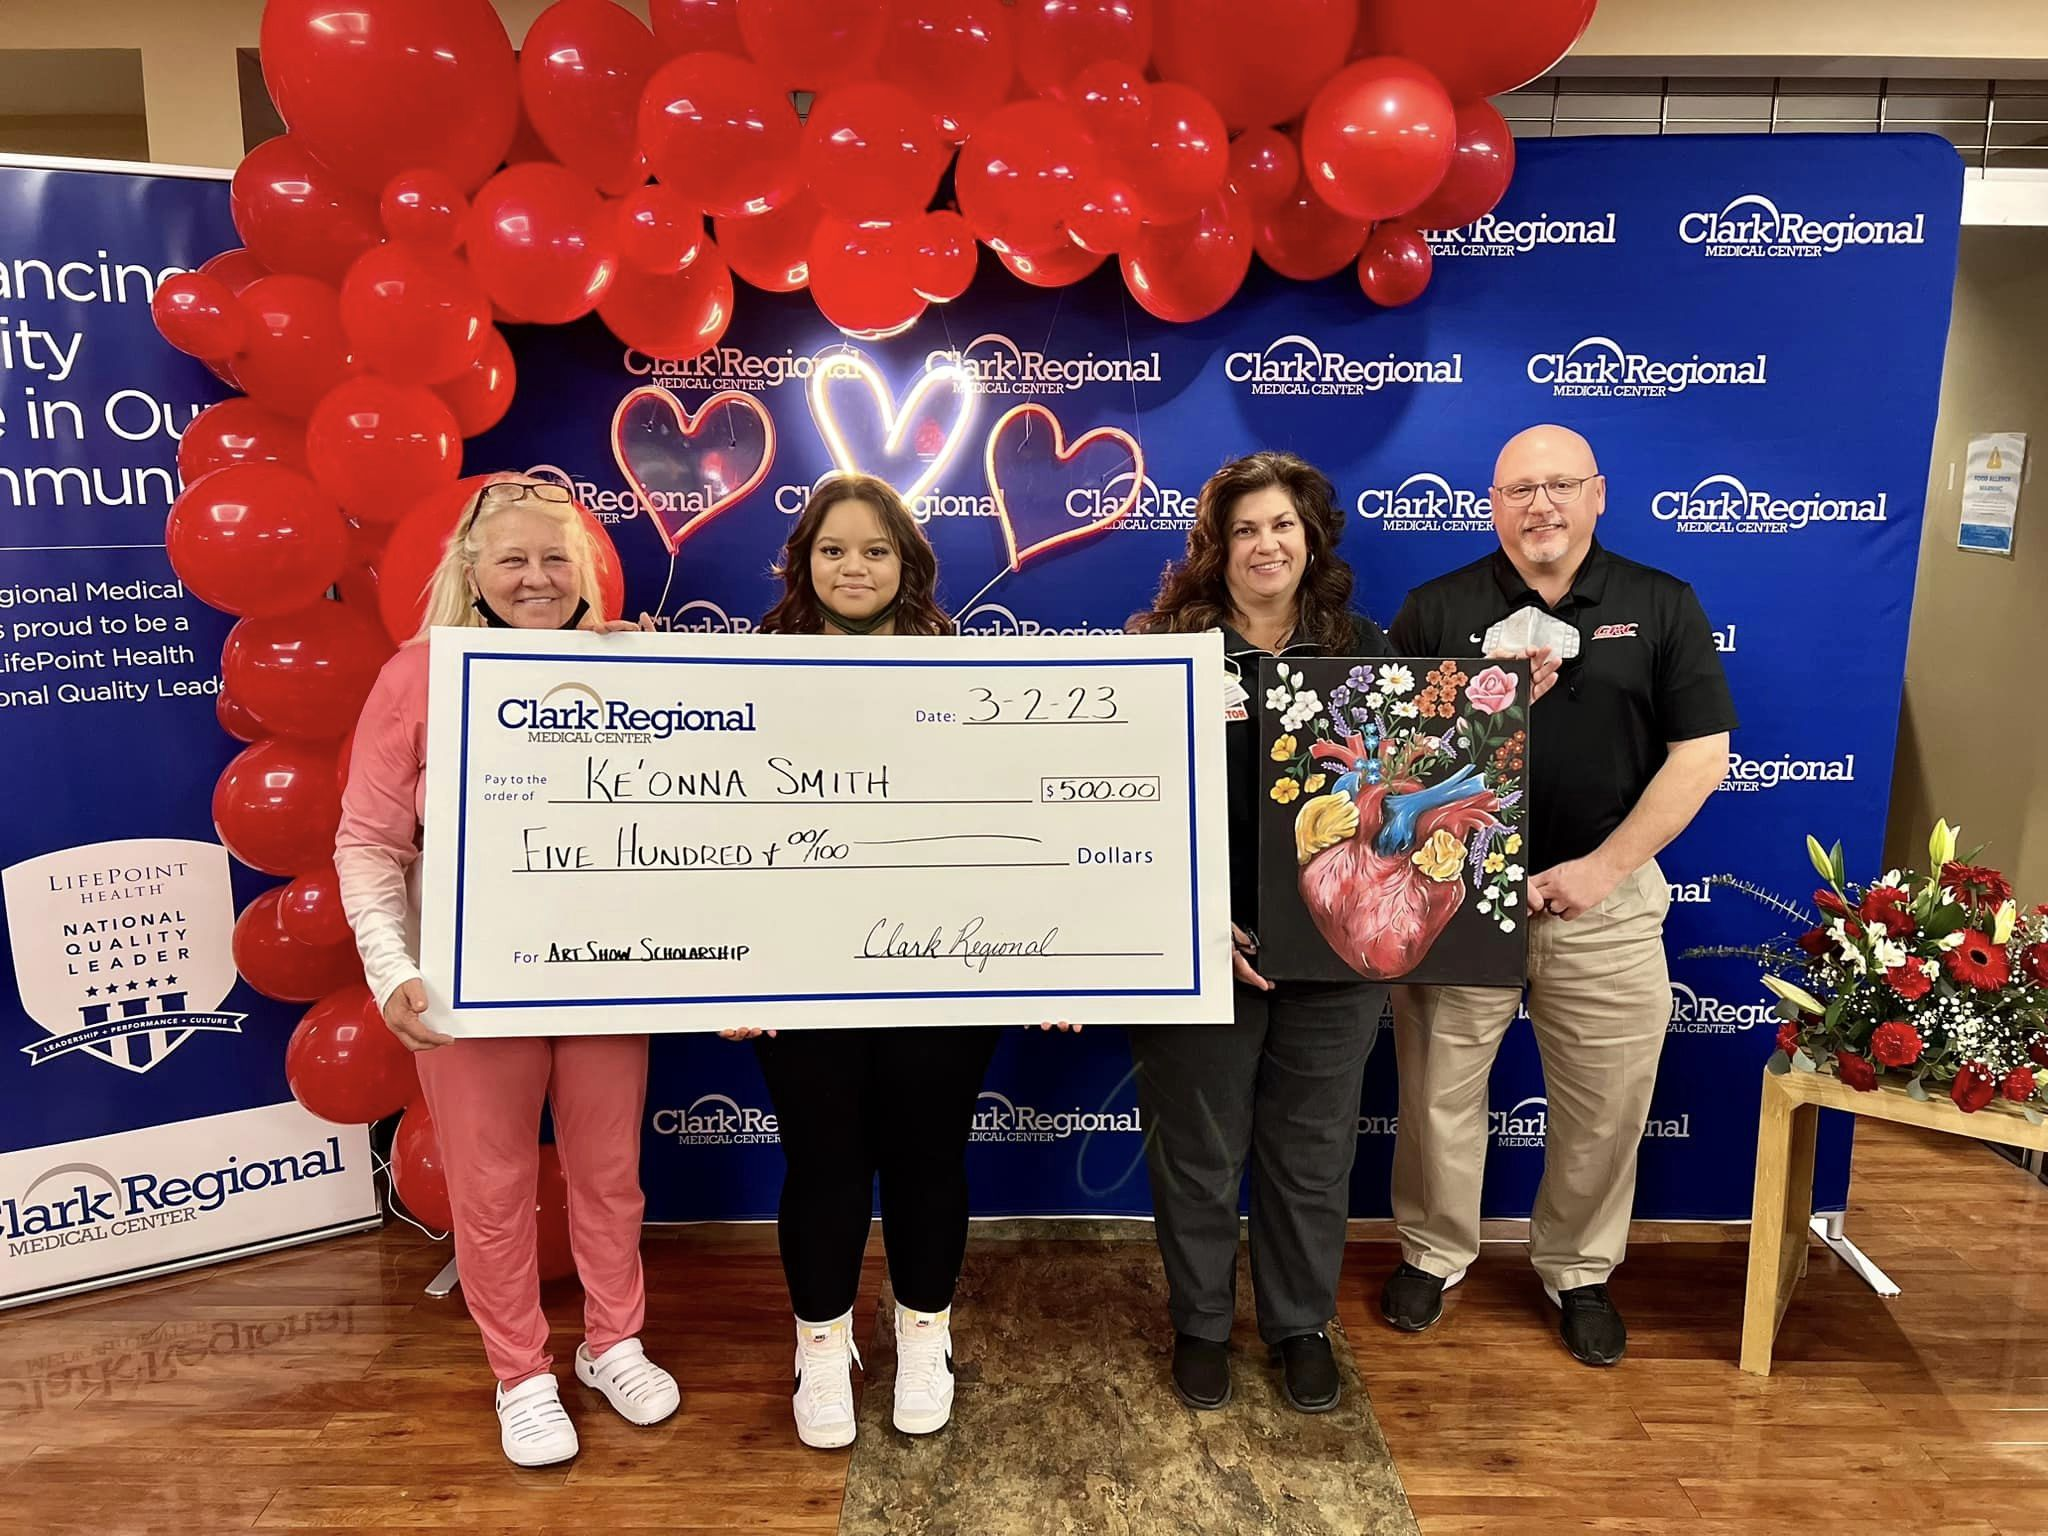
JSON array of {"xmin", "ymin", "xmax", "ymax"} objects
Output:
[
  {"xmin": 610, "ymin": 386, "xmax": 776, "ymax": 555},
  {"xmin": 983, "ymin": 403, "xmax": 1146, "ymax": 571}
]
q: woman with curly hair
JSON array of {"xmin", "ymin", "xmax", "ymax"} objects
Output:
[{"xmin": 1125, "ymin": 450, "xmax": 1393, "ymax": 1416}]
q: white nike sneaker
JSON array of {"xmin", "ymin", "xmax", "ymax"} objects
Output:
[
  {"xmin": 891, "ymin": 1304, "xmax": 955, "ymax": 1435},
  {"xmin": 575, "ymin": 1336, "xmax": 681, "ymax": 1426},
  {"xmin": 792, "ymin": 1312, "xmax": 862, "ymax": 1450},
  {"xmin": 496, "ymin": 1372, "xmax": 579, "ymax": 1467}
]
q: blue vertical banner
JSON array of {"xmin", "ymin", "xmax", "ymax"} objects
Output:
[{"xmin": 0, "ymin": 159, "xmax": 378, "ymax": 1309}]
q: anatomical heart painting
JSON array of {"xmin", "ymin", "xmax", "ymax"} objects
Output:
[{"xmin": 1257, "ymin": 657, "xmax": 1531, "ymax": 986}]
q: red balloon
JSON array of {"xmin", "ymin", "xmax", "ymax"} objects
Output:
[
  {"xmin": 1124, "ymin": 83, "xmax": 1227, "ymax": 226},
  {"xmin": 167, "ymin": 463, "xmax": 349, "ymax": 618},
  {"xmin": 179, "ymin": 400, "xmax": 307, "ymax": 482},
  {"xmin": 467, "ymin": 164, "xmax": 620, "ymax": 325},
  {"xmin": 376, "ymin": 475, "xmax": 627, "ymax": 644},
  {"xmin": 306, "ymin": 377, "xmax": 464, "ymax": 524},
  {"xmin": 336, "ymin": 562, "xmax": 382, "ymax": 615},
  {"xmin": 737, "ymin": 0, "xmax": 889, "ymax": 92},
  {"xmin": 808, "ymin": 217, "xmax": 926, "ymax": 337},
  {"xmin": 221, "ymin": 602, "xmax": 392, "ymax": 740},
  {"xmin": 640, "ymin": 52, "xmax": 804, "ymax": 219},
  {"xmin": 1153, "ymin": 0, "xmax": 1354, "ymax": 130},
  {"xmin": 392, "ymin": 1102, "xmax": 455, "ymax": 1230},
  {"xmin": 1120, "ymin": 186, "xmax": 1253, "ymax": 323},
  {"xmin": 287, "ymin": 983, "xmax": 417, "ymax": 1120},
  {"xmin": 340, "ymin": 244, "xmax": 490, "ymax": 386},
  {"xmin": 214, "ymin": 739, "xmax": 345, "ymax": 878},
  {"xmin": 259, "ymin": 0, "xmax": 519, "ymax": 195},
  {"xmin": 801, "ymin": 82, "xmax": 947, "ymax": 223},
  {"xmin": 1254, "ymin": 172, "xmax": 1367, "ymax": 280},
  {"xmin": 616, "ymin": 185, "xmax": 708, "ymax": 276},
  {"xmin": 1362, "ymin": 0, "xmax": 1596, "ymax": 101},
  {"xmin": 651, "ymin": 0, "xmax": 744, "ymax": 56},
  {"xmin": 235, "ymin": 275, "xmax": 351, "ymax": 419},
  {"xmin": 1069, "ymin": 61, "xmax": 1151, "ymax": 158},
  {"xmin": 1013, "ymin": 0, "xmax": 1154, "ymax": 96},
  {"xmin": 200, "ymin": 247, "xmax": 270, "ymax": 297},
  {"xmin": 535, "ymin": 1144, "xmax": 576, "ymax": 1281},
  {"xmin": 879, "ymin": 0, "xmax": 1016, "ymax": 143},
  {"xmin": 1358, "ymin": 219, "xmax": 1433, "ymax": 306},
  {"xmin": 231, "ymin": 136, "xmax": 384, "ymax": 286},
  {"xmin": 433, "ymin": 327, "xmax": 518, "ymax": 437},
  {"xmin": 1301, "ymin": 58, "xmax": 1455, "ymax": 222},
  {"xmin": 997, "ymin": 240, "xmax": 1106, "ymax": 288},
  {"xmin": 279, "ymin": 863, "xmax": 357, "ymax": 947},
  {"xmin": 520, "ymin": 0, "xmax": 657, "ymax": 195},
  {"xmin": 1405, "ymin": 100, "xmax": 1516, "ymax": 231},
  {"xmin": 217, "ymin": 688, "xmax": 270, "ymax": 744},
  {"xmin": 1228, "ymin": 127, "xmax": 1300, "ymax": 217},
  {"xmin": 152, "ymin": 273, "xmax": 246, "ymax": 360},
  {"xmin": 956, "ymin": 100, "xmax": 1098, "ymax": 252},
  {"xmin": 382, "ymin": 169, "xmax": 471, "ymax": 253},
  {"xmin": 1068, "ymin": 180, "xmax": 1141, "ymax": 254},
  {"xmin": 597, "ymin": 242, "xmax": 735, "ymax": 359},
  {"xmin": 910, "ymin": 210, "xmax": 977, "ymax": 302},
  {"xmin": 717, "ymin": 192, "xmax": 821, "ymax": 292}
]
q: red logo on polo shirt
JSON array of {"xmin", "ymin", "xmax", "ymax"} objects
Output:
[{"xmin": 1591, "ymin": 623, "xmax": 1639, "ymax": 640}]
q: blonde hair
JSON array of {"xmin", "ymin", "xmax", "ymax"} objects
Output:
[{"xmin": 414, "ymin": 476, "xmax": 607, "ymax": 638}]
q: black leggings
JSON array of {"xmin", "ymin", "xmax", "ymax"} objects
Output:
[{"xmin": 753, "ymin": 1027, "xmax": 1000, "ymax": 1321}]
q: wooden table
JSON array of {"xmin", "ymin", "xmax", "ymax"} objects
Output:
[{"xmin": 1741, "ymin": 1064, "xmax": 2048, "ymax": 1374}]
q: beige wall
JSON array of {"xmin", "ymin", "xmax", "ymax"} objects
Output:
[
  {"xmin": 1577, "ymin": 0, "xmax": 2048, "ymax": 73},
  {"xmin": 1886, "ymin": 228, "xmax": 2048, "ymax": 895}
]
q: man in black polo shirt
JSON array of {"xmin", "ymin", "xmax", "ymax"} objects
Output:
[{"xmin": 1380, "ymin": 424, "xmax": 1735, "ymax": 1366}]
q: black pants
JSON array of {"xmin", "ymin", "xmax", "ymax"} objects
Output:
[
  {"xmin": 1128, "ymin": 981, "xmax": 1385, "ymax": 1344},
  {"xmin": 753, "ymin": 1027, "xmax": 1000, "ymax": 1321}
]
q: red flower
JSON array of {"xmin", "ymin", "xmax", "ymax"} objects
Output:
[
  {"xmin": 1941, "ymin": 861, "xmax": 2013, "ymax": 909},
  {"xmin": 1885, "ymin": 965, "xmax": 1932, "ymax": 1002},
  {"xmin": 1952, "ymin": 1063, "xmax": 1996, "ymax": 1113},
  {"xmin": 1858, "ymin": 888, "xmax": 1917, "ymax": 939},
  {"xmin": 1775, "ymin": 1022, "xmax": 1800, "ymax": 1057},
  {"xmin": 1870, "ymin": 1020, "xmax": 1923, "ymax": 1068},
  {"xmin": 1798, "ymin": 927, "xmax": 1832, "ymax": 958},
  {"xmin": 2004, "ymin": 1067, "xmax": 2038, "ymax": 1103},
  {"xmin": 1836, "ymin": 1052, "xmax": 1877, "ymax": 1091},
  {"xmin": 1815, "ymin": 889, "xmax": 1852, "ymax": 920},
  {"xmin": 2022, "ymin": 944, "xmax": 2048, "ymax": 988},
  {"xmin": 2031, "ymin": 1035, "xmax": 2048, "ymax": 1070},
  {"xmin": 1944, "ymin": 931, "xmax": 2011, "ymax": 990}
]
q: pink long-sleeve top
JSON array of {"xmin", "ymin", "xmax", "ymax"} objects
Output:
[{"xmin": 335, "ymin": 641, "xmax": 432, "ymax": 1011}]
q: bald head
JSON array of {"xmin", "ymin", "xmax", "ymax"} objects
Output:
[
  {"xmin": 1494, "ymin": 424, "xmax": 1599, "ymax": 487},
  {"xmin": 1490, "ymin": 424, "xmax": 1606, "ymax": 586}
]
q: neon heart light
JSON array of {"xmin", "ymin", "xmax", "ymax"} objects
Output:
[
  {"xmin": 983, "ymin": 402, "xmax": 1145, "ymax": 572},
  {"xmin": 610, "ymin": 386, "xmax": 776, "ymax": 555},
  {"xmin": 806, "ymin": 347, "xmax": 976, "ymax": 512}
]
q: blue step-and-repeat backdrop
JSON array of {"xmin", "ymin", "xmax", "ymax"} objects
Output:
[{"xmin": 1, "ymin": 134, "xmax": 1961, "ymax": 1262}]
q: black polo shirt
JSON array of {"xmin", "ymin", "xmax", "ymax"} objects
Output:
[{"xmin": 1388, "ymin": 540, "xmax": 1737, "ymax": 874}]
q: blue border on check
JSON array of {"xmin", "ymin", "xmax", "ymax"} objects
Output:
[{"xmin": 452, "ymin": 651, "xmax": 1203, "ymax": 1010}]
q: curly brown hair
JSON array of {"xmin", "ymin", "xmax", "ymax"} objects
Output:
[
  {"xmin": 1128, "ymin": 451, "xmax": 1358, "ymax": 651},
  {"xmin": 760, "ymin": 474, "xmax": 953, "ymax": 636}
]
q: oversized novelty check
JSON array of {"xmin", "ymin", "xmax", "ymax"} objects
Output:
[{"xmin": 419, "ymin": 628, "xmax": 1233, "ymax": 1034}]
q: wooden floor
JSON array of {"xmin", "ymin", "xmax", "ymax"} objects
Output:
[{"xmin": 5, "ymin": 1118, "xmax": 2048, "ymax": 1534}]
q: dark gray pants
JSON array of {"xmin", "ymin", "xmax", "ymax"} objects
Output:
[{"xmin": 1128, "ymin": 981, "xmax": 1386, "ymax": 1344}]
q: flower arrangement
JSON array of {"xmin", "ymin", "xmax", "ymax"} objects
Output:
[
  {"xmin": 1697, "ymin": 821, "xmax": 2048, "ymax": 1117},
  {"xmin": 1265, "ymin": 659, "xmax": 1529, "ymax": 935}
]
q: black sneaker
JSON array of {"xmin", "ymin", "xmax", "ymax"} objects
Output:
[
  {"xmin": 1171, "ymin": 1332, "xmax": 1231, "ymax": 1410},
  {"xmin": 1272, "ymin": 1332, "xmax": 1340, "ymax": 1413},
  {"xmin": 1379, "ymin": 1262, "xmax": 1466, "ymax": 1333},
  {"xmin": 1549, "ymin": 1282, "xmax": 1627, "ymax": 1366}
]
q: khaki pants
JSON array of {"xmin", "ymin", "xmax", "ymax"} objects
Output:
[{"xmin": 1390, "ymin": 859, "xmax": 1673, "ymax": 1293}]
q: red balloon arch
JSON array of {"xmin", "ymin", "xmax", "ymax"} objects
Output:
[{"xmin": 154, "ymin": 0, "xmax": 1597, "ymax": 1230}]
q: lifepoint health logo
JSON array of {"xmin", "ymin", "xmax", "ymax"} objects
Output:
[
  {"xmin": 1650, "ymin": 472, "xmax": 1887, "ymax": 534},
  {"xmin": 924, "ymin": 334, "xmax": 1162, "ymax": 395},
  {"xmin": 1224, "ymin": 335, "xmax": 1464, "ymax": 396},
  {"xmin": 1428, "ymin": 210, "xmax": 1620, "ymax": 258},
  {"xmin": 1717, "ymin": 751, "xmax": 1857, "ymax": 792},
  {"xmin": 1355, "ymin": 472, "xmax": 1494, "ymax": 533},
  {"xmin": 956, "ymin": 604, "xmax": 1126, "ymax": 637},
  {"xmin": 1677, "ymin": 194, "xmax": 1927, "ymax": 258},
  {"xmin": 968, "ymin": 1090, "xmax": 1141, "ymax": 1143},
  {"xmin": 1667, "ymin": 981, "xmax": 1776, "ymax": 1034},
  {"xmin": 651, "ymin": 1093, "xmax": 780, "ymax": 1146},
  {"xmin": 1527, "ymin": 336, "xmax": 1767, "ymax": 398}
]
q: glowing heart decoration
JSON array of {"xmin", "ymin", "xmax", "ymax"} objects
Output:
[
  {"xmin": 610, "ymin": 386, "xmax": 776, "ymax": 554},
  {"xmin": 805, "ymin": 347, "xmax": 977, "ymax": 511},
  {"xmin": 983, "ymin": 403, "xmax": 1146, "ymax": 574}
]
